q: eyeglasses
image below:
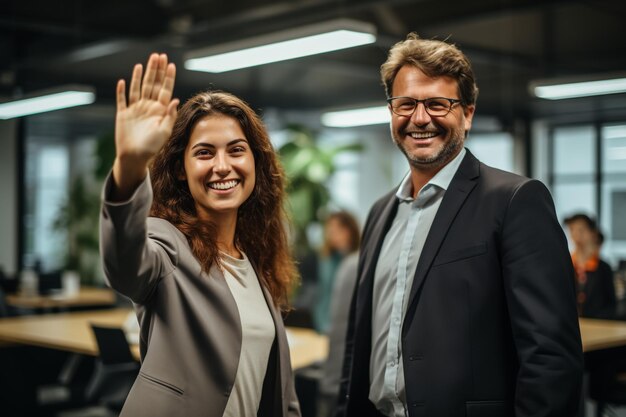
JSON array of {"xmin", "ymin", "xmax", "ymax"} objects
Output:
[{"xmin": 387, "ymin": 96, "xmax": 462, "ymax": 117}]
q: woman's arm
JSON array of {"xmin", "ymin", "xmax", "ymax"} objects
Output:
[
  {"xmin": 100, "ymin": 53, "xmax": 180, "ymax": 303},
  {"xmin": 111, "ymin": 53, "xmax": 178, "ymax": 201}
]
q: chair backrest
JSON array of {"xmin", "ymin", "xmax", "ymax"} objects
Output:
[
  {"xmin": 90, "ymin": 324, "xmax": 135, "ymax": 365},
  {"xmin": 0, "ymin": 286, "xmax": 8, "ymax": 317},
  {"xmin": 38, "ymin": 270, "xmax": 62, "ymax": 295},
  {"xmin": 87, "ymin": 324, "xmax": 139, "ymax": 409}
]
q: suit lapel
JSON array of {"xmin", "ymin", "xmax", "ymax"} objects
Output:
[
  {"xmin": 356, "ymin": 192, "xmax": 399, "ymax": 321},
  {"xmin": 405, "ymin": 151, "xmax": 481, "ymax": 312}
]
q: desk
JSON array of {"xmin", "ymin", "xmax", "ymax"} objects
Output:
[
  {"xmin": 580, "ymin": 318, "xmax": 626, "ymax": 352},
  {"xmin": 0, "ymin": 309, "xmax": 328, "ymax": 370},
  {"xmin": 6, "ymin": 287, "xmax": 116, "ymax": 309},
  {"xmin": 1, "ymin": 311, "xmax": 622, "ymax": 359}
]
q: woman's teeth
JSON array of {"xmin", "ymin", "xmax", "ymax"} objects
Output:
[{"xmin": 208, "ymin": 180, "xmax": 239, "ymax": 190}]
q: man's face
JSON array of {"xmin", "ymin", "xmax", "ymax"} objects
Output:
[{"xmin": 389, "ymin": 65, "xmax": 475, "ymax": 170}]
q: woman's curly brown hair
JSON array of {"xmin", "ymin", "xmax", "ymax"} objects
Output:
[{"xmin": 149, "ymin": 90, "xmax": 297, "ymax": 310}]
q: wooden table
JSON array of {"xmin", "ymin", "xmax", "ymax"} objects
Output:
[
  {"xmin": 287, "ymin": 327, "xmax": 329, "ymax": 370},
  {"xmin": 0, "ymin": 309, "xmax": 328, "ymax": 370},
  {"xmin": 6, "ymin": 287, "xmax": 116, "ymax": 309},
  {"xmin": 580, "ymin": 317, "xmax": 626, "ymax": 352},
  {"xmin": 5, "ymin": 312, "xmax": 620, "ymax": 366}
]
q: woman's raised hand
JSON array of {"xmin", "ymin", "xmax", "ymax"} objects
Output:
[{"xmin": 112, "ymin": 53, "xmax": 179, "ymax": 199}]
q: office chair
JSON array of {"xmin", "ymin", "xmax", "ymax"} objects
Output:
[
  {"xmin": 38, "ymin": 270, "xmax": 63, "ymax": 295},
  {"xmin": 0, "ymin": 286, "xmax": 9, "ymax": 317},
  {"xmin": 85, "ymin": 324, "xmax": 139, "ymax": 411}
]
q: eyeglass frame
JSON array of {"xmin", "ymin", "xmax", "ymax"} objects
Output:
[{"xmin": 386, "ymin": 96, "xmax": 464, "ymax": 117}]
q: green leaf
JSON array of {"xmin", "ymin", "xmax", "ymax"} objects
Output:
[
  {"xmin": 306, "ymin": 160, "xmax": 331, "ymax": 182},
  {"xmin": 277, "ymin": 125, "xmax": 364, "ymax": 254}
]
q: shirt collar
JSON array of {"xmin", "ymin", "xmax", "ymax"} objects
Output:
[{"xmin": 395, "ymin": 147, "xmax": 467, "ymax": 202}]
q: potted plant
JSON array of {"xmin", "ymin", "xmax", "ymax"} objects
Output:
[
  {"xmin": 52, "ymin": 131, "xmax": 115, "ymax": 287},
  {"xmin": 278, "ymin": 124, "xmax": 363, "ymax": 256}
]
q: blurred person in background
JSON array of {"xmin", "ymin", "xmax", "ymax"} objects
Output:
[
  {"xmin": 314, "ymin": 211, "xmax": 360, "ymax": 333},
  {"xmin": 564, "ymin": 213, "xmax": 616, "ymax": 319},
  {"xmin": 318, "ymin": 251, "xmax": 359, "ymax": 417}
]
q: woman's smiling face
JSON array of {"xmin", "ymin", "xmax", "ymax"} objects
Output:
[{"xmin": 180, "ymin": 114, "xmax": 256, "ymax": 221}]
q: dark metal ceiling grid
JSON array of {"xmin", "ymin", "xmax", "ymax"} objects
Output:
[{"xmin": 2, "ymin": 0, "xmax": 626, "ymax": 123}]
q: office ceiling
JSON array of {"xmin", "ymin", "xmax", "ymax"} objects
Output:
[{"xmin": 3, "ymin": 0, "xmax": 626, "ymax": 128}]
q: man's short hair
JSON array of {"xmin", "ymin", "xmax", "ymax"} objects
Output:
[{"xmin": 380, "ymin": 33, "xmax": 479, "ymax": 107}]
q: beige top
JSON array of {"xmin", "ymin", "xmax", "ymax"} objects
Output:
[{"xmin": 221, "ymin": 252, "xmax": 275, "ymax": 417}]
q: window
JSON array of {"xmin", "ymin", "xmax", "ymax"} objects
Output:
[
  {"xmin": 20, "ymin": 108, "xmax": 113, "ymax": 277},
  {"xmin": 551, "ymin": 125, "xmax": 597, "ymax": 223},
  {"xmin": 466, "ymin": 132, "xmax": 515, "ymax": 173},
  {"xmin": 23, "ymin": 141, "xmax": 69, "ymax": 271},
  {"xmin": 546, "ymin": 123, "xmax": 626, "ymax": 267},
  {"xmin": 601, "ymin": 124, "xmax": 626, "ymax": 265}
]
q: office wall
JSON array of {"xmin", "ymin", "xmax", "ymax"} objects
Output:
[{"xmin": 0, "ymin": 120, "xmax": 17, "ymax": 275}]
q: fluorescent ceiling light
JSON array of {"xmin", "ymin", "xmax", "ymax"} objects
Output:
[
  {"xmin": 0, "ymin": 86, "xmax": 95, "ymax": 119},
  {"xmin": 530, "ymin": 74, "xmax": 626, "ymax": 100},
  {"xmin": 321, "ymin": 106, "xmax": 389, "ymax": 128},
  {"xmin": 67, "ymin": 40, "xmax": 132, "ymax": 62},
  {"xmin": 185, "ymin": 19, "xmax": 376, "ymax": 73}
]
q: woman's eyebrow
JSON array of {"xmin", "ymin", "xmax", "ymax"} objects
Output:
[{"xmin": 190, "ymin": 138, "xmax": 248, "ymax": 150}]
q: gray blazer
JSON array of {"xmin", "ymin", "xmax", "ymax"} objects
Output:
[{"xmin": 100, "ymin": 174, "xmax": 301, "ymax": 417}]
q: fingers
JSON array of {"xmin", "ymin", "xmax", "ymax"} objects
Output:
[
  {"xmin": 127, "ymin": 53, "xmax": 174, "ymax": 106},
  {"xmin": 116, "ymin": 79, "xmax": 127, "ymax": 112},
  {"xmin": 158, "ymin": 63, "xmax": 176, "ymax": 106},
  {"xmin": 128, "ymin": 64, "xmax": 142, "ymax": 105},
  {"xmin": 140, "ymin": 53, "xmax": 159, "ymax": 100},
  {"xmin": 161, "ymin": 98, "xmax": 180, "ymax": 132},
  {"xmin": 152, "ymin": 54, "xmax": 168, "ymax": 99}
]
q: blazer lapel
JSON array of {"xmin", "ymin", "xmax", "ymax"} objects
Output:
[
  {"xmin": 355, "ymin": 192, "xmax": 399, "ymax": 321},
  {"xmin": 405, "ymin": 151, "xmax": 480, "ymax": 312}
]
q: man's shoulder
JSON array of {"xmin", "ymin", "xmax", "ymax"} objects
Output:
[{"xmin": 474, "ymin": 159, "xmax": 535, "ymax": 192}]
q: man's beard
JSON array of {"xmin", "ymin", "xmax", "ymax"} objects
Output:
[{"xmin": 393, "ymin": 130, "xmax": 464, "ymax": 170}]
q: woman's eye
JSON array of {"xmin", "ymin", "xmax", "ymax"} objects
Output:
[
  {"xmin": 195, "ymin": 149, "xmax": 213, "ymax": 157},
  {"xmin": 231, "ymin": 146, "xmax": 246, "ymax": 153}
]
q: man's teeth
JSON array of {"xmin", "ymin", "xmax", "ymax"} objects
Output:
[
  {"xmin": 409, "ymin": 132, "xmax": 438, "ymax": 139},
  {"xmin": 208, "ymin": 180, "xmax": 239, "ymax": 190}
]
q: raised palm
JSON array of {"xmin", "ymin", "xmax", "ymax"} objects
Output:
[{"xmin": 115, "ymin": 53, "xmax": 179, "ymax": 164}]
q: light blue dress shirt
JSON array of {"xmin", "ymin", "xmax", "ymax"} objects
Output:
[{"xmin": 369, "ymin": 148, "xmax": 466, "ymax": 417}]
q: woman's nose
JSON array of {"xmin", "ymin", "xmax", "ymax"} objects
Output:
[{"xmin": 213, "ymin": 152, "xmax": 230, "ymax": 175}]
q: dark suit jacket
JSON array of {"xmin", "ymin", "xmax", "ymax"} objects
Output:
[
  {"xmin": 337, "ymin": 150, "xmax": 583, "ymax": 417},
  {"xmin": 100, "ymin": 174, "xmax": 300, "ymax": 417}
]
